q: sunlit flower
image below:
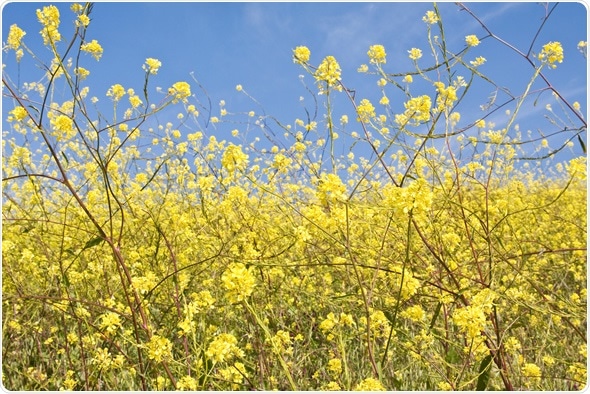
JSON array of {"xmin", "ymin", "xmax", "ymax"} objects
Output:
[
  {"xmin": 146, "ymin": 335, "xmax": 173, "ymax": 363},
  {"xmin": 356, "ymin": 98, "xmax": 375, "ymax": 122},
  {"xmin": 470, "ymin": 56, "xmax": 486, "ymax": 67},
  {"xmin": 9, "ymin": 106, "xmax": 28, "ymax": 122},
  {"xmin": 81, "ymin": 39, "xmax": 103, "ymax": 60},
  {"xmin": 206, "ymin": 333, "xmax": 244, "ymax": 363},
  {"xmin": 314, "ymin": 55, "xmax": 342, "ymax": 92},
  {"xmin": 7, "ymin": 24, "xmax": 26, "ymax": 50},
  {"xmin": 538, "ymin": 41, "xmax": 564, "ymax": 68},
  {"xmin": 107, "ymin": 84, "xmax": 126, "ymax": 101},
  {"xmin": 354, "ymin": 377, "xmax": 386, "ymax": 391},
  {"xmin": 465, "ymin": 35, "xmax": 480, "ymax": 47},
  {"xmin": 422, "ymin": 10, "xmax": 439, "ymax": 24},
  {"xmin": 168, "ymin": 81, "xmax": 191, "ymax": 102},
  {"xmin": 143, "ymin": 58, "xmax": 161, "ymax": 74},
  {"xmin": 293, "ymin": 46, "xmax": 310, "ymax": 64},
  {"xmin": 36, "ymin": 5, "xmax": 61, "ymax": 45},
  {"xmin": 368, "ymin": 44, "xmax": 387, "ymax": 64},
  {"xmin": 221, "ymin": 262, "xmax": 255, "ymax": 302},
  {"xmin": 408, "ymin": 48, "xmax": 422, "ymax": 60}
]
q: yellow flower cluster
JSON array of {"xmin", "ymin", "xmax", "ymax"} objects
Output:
[
  {"xmin": 221, "ymin": 144, "xmax": 249, "ymax": 173},
  {"xmin": 36, "ymin": 5, "xmax": 61, "ymax": 45},
  {"xmin": 465, "ymin": 34, "xmax": 480, "ymax": 47},
  {"xmin": 367, "ymin": 44, "xmax": 387, "ymax": 64},
  {"xmin": 7, "ymin": 24, "xmax": 26, "ymax": 50},
  {"xmin": 107, "ymin": 84, "xmax": 126, "ymax": 101},
  {"xmin": 143, "ymin": 58, "xmax": 161, "ymax": 74},
  {"xmin": 422, "ymin": 10, "xmax": 439, "ymax": 24},
  {"xmin": 80, "ymin": 39, "xmax": 103, "ymax": 61},
  {"xmin": 205, "ymin": 333, "xmax": 244, "ymax": 363},
  {"xmin": 538, "ymin": 41, "xmax": 564, "ymax": 68},
  {"xmin": 314, "ymin": 55, "xmax": 342, "ymax": 92},
  {"xmin": 356, "ymin": 98, "xmax": 375, "ymax": 123},
  {"xmin": 353, "ymin": 377, "xmax": 386, "ymax": 391},
  {"xmin": 168, "ymin": 81, "xmax": 191, "ymax": 103},
  {"xmin": 433, "ymin": 81, "xmax": 457, "ymax": 110},
  {"xmin": 408, "ymin": 47, "xmax": 422, "ymax": 60},
  {"xmin": 395, "ymin": 95, "xmax": 432, "ymax": 126},
  {"xmin": 146, "ymin": 335, "xmax": 173, "ymax": 363},
  {"xmin": 221, "ymin": 262, "xmax": 256, "ymax": 303},
  {"xmin": 293, "ymin": 46, "xmax": 310, "ymax": 64}
]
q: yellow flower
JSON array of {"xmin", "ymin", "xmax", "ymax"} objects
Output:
[
  {"xmin": 470, "ymin": 56, "xmax": 487, "ymax": 67},
  {"xmin": 168, "ymin": 81, "xmax": 191, "ymax": 102},
  {"xmin": 81, "ymin": 39, "xmax": 103, "ymax": 60},
  {"xmin": 538, "ymin": 41, "xmax": 564, "ymax": 68},
  {"xmin": 397, "ymin": 95, "xmax": 431, "ymax": 126},
  {"xmin": 293, "ymin": 46, "xmax": 310, "ymax": 64},
  {"xmin": 379, "ymin": 96, "xmax": 390, "ymax": 106},
  {"xmin": 354, "ymin": 377, "xmax": 386, "ymax": 391},
  {"xmin": 36, "ymin": 5, "xmax": 61, "ymax": 45},
  {"xmin": 522, "ymin": 363, "xmax": 542, "ymax": 379},
  {"xmin": 356, "ymin": 98, "xmax": 375, "ymax": 122},
  {"xmin": 236, "ymin": 84, "xmax": 243, "ymax": 91},
  {"xmin": 146, "ymin": 335, "xmax": 173, "ymax": 363},
  {"xmin": 99, "ymin": 312, "xmax": 121, "ymax": 336},
  {"xmin": 433, "ymin": 81, "xmax": 457, "ymax": 110},
  {"xmin": 7, "ymin": 24, "xmax": 26, "ymax": 50},
  {"xmin": 357, "ymin": 64, "xmax": 369, "ymax": 73},
  {"xmin": 314, "ymin": 55, "xmax": 342, "ymax": 92},
  {"xmin": 422, "ymin": 10, "xmax": 439, "ymax": 24},
  {"xmin": 408, "ymin": 47, "xmax": 422, "ymax": 60},
  {"xmin": 77, "ymin": 14, "xmax": 90, "ymax": 27},
  {"xmin": 465, "ymin": 35, "xmax": 480, "ymax": 47},
  {"xmin": 9, "ymin": 106, "xmax": 28, "ymax": 122},
  {"xmin": 221, "ymin": 262, "xmax": 256, "ymax": 303},
  {"xmin": 51, "ymin": 115, "xmax": 75, "ymax": 140},
  {"xmin": 221, "ymin": 144, "xmax": 249, "ymax": 173},
  {"xmin": 206, "ymin": 333, "xmax": 243, "ymax": 363},
  {"xmin": 107, "ymin": 84, "xmax": 126, "ymax": 101},
  {"xmin": 327, "ymin": 358, "xmax": 342, "ymax": 376},
  {"xmin": 143, "ymin": 58, "xmax": 161, "ymax": 74},
  {"xmin": 404, "ymin": 74, "xmax": 413, "ymax": 83},
  {"xmin": 176, "ymin": 375, "xmax": 198, "ymax": 391},
  {"xmin": 368, "ymin": 44, "xmax": 387, "ymax": 64}
]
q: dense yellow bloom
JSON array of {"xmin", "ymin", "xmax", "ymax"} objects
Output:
[
  {"xmin": 538, "ymin": 41, "xmax": 564, "ymax": 68},
  {"xmin": 434, "ymin": 81, "xmax": 457, "ymax": 110},
  {"xmin": 465, "ymin": 35, "xmax": 480, "ymax": 47},
  {"xmin": 176, "ymin": 375, "xmax": 197, "ymax": 391},
  {"xmin": 168, "ymin": 81, "xmax": 191, "ymax": 102},
  {"xmin": 314, "ymin": 55, "xmax": 342, "ymax": 91},
  {"xmin": 522, "ymin": 363, "xmax": 542, "ymax": 379},
  {"xmin": 206, "ymin": 333, "xmax": 243, "ymax": 363},
  {"xmin": 146, "ymin": 335, "xmax": 173, "ymax": 362},
  {"xmin": 221, "ymin": 144, "xmax": 249, "ymax": 173},
  {"xmin": 422, "ymin": 10, "xmax": 439, "ymax": 24},
  {"xmin": 221, "ymin": 262, "xmax": 256, "ymax": 303},
  {"xmin": 36, "ymin": 5, "xmax": 61, "ymax": 45},
  {"xmin": 80, "ymin": 39, "xmax": 103, "ymax": 60},
  {"xmin": 453, "ymin": 304, "xmax": 486, "ymax": 340},
  {"xmin": 51, "ymin": 115, "xmax": 75, "ymax": 140},
  {"xmin": 99, "ymin": 312, "xmax": 121, "ymax": 336},
  {"xmin": 367, "ymin": 44, "xmax": 387, "ymax": 64},
  {"xmin": 143, "ymin": 58, "xmax": 161, "ymax": 74},
  {"xmin": 293, "ymin": 46, "xmax": 311, "ymax": 64},
  {"xmin": 77, "ymin": 14, "xmax": 90, "ymax": 27},
  {"xmin": 7, "ymin": 24, "xmax": 26, "ymax": 50},
  {"xmin": 107, "ymin": 84, "xmax": 126, "ymax": 101},
  {"xmin": 9, "ymin": 106, "xmax": 28, "ymax": 122},
  {"xmin": 327, "ymin": 358, "xmax": 342, "ymax": 376},
  {"xmin": 356, "ymin": 98, "xmax": 375, "ymax": 122},
  {"xmin": 404, "ymin": 95, "xmax": 432, "ymax": 125},
  {"xmin": 408, "ymin": 47, "xmax": 422, "ymax": 60},
  {"xmin": 354, "ymin": 377, "xmax": 386, "ymax": 391}
]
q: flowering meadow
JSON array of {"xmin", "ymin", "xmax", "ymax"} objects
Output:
[{"xmin": 2, "ymin": 3, "xmax": 587, "ymax": 391}]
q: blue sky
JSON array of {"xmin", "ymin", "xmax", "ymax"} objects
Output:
[{"xmin": 2, "ymin": 1, "xmax": 588, "ymax": 169}]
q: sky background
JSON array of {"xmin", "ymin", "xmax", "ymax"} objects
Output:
[{"xmin": 2, "ymin": 1, "xmax": 588, "ymax": 170}]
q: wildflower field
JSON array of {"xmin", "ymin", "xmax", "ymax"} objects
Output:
[{"xmin": 2, "ymin": 2, "xmax": 587, "ymax": 391}]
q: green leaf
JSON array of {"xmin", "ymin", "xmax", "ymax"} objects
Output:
[
  {"xmin": 82, "ymin": 236, "xmax": 103, "ymax": 250},
  {"xmin": 476, "ymin": 354, "xmax": 493, "ymax": 391}
]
